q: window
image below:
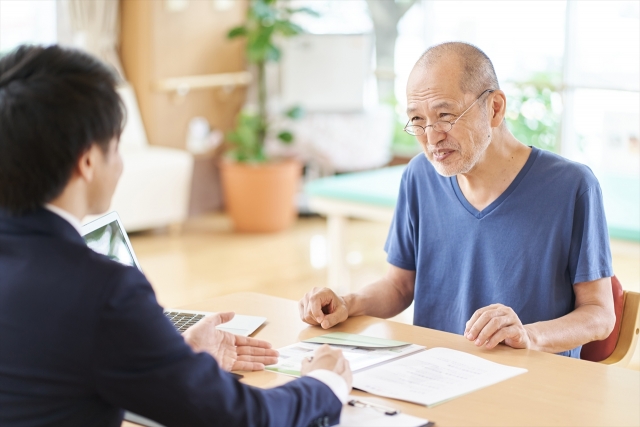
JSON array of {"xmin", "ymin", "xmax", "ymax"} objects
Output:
[
  {"xmin": 293, "ymin": 0, "xmax": 639, "ymax": 240},
  {"xmin": 0, "ymin": 0, "xmax": 57, "ymax": 55},
  {"xmin": 562, "ymin": 1, "xmax": 639, "ymax": 240}
]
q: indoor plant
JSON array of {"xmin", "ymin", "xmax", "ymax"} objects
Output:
[{"xmin": 221, "ymin": 0, "xmax": 315, "ymax": 232}]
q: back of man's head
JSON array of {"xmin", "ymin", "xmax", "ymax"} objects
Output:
[
  {"xmin": 416, "ymin": 42, "xmax": 500, "ymax": 95},
  {"xmin": 0, "ymin": 45, "xmax": 124, "ymax": 215}
]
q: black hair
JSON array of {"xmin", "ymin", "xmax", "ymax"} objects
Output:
[
  {"xmin": 417, "ymin": 41, "xmax": 500, "ymax": 95},
  {"xmin": 0, "ymin": 44, "xmax": 124, "ymax": 215}
]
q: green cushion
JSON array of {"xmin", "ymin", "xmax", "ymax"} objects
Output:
[{"xmin": 305, "ymin": 166, "xmax": 405, "ymax": 207}]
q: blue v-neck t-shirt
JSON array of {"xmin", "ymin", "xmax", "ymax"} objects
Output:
[{"xmin": 384, "ymin": 147, "xmax": 613, "ymax": 358}]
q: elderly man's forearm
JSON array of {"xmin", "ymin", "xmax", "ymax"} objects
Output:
[
  {"xmin": 525, "ymin": 305, "xmax": 616, "ymax": 354},
  {"xmin": 344, "ymin": 280, "xmax": 413, "ymax": 319}
]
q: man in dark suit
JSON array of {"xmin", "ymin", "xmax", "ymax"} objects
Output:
[{"xmin": 0, "ymin": 45, "xmax": 351, "ymax": 427}]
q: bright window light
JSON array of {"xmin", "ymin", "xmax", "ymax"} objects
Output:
[{"xmin": 0, "ymin": 0, "xmax": 57, "ymax": 54}]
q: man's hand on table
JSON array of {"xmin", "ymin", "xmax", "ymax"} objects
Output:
[
  {"xmin": 299, "ymin": 287, "xmax": 349, "ymax": 329},
  {"xmin": 464, "ymin": 304, "xmax": 532, "ymax": 350},
  {"xmin": 182, "ymin": 312, "xmax": 279, "ymax": 371},
  {"xmin": 301, "ymin": 344, "xmax": 353, "ymax": 390}
]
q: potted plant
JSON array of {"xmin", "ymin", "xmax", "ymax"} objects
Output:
[{"xmin": 221, "ymin": 0, "xmax": 316, "ymax": 232}]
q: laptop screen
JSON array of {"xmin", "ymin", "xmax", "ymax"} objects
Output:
[{"xmin": 83, "ymin": 220, "xmax": 136, "ymax": 267}]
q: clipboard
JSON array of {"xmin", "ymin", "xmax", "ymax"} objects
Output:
[{"xmin": 337, "ymin": 397, "xmax": 434, "ymax": 427}]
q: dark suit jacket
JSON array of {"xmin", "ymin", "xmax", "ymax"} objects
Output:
[{"xmin": 0, "ymin": 208, "xmax": 341, "ymax": 427}]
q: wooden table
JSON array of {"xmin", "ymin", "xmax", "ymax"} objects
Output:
[{"xmin": 125, "ymin": 292, "xmax": 640, "ymax": 427}]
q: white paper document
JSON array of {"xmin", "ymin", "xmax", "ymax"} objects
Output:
[
  {"xmin": 215, "ymin": 314, "xmax": 266, "ymax": 337},
  {"xmin": 353, "ymin": 347, "xmax": 527, "ymax": 406},
  {"xmin": 266, "ymin": 342, "xmax": 425, "ymax": 376},
  {"xmin": 337, "ymin": 396, "xmax": 432, "ymax": 427}
]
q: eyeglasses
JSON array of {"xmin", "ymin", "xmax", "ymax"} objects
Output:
[{"xmin": 404, "ymin": 89, "xmax": 495, "ymax": 136}]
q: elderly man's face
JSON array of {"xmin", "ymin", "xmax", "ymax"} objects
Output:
[{"xmin": 406, "ymin": 60, "xmax": 492, "ymax": 177}]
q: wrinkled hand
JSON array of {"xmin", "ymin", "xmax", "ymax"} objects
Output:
[
  {"xmin": 301, "ymin": 344, "xmax": 352, "ymax": 390},
  {"xmin": 464, "ymin": 304, "xmax": 532, "ymax": 350},
  {"xmin": 299, "ymin": 287, "xmax": 349, "ymax": 329},
  {"xmin": 183, "ymin": 312, "xmax": 279, "ymax": 371}
]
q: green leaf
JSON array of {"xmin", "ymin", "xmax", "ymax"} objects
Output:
[
  {"xmin": 277, "ymin": 131, "xmax": 294, "ymax": 144},
  {"xmin": 226, "ymin": 111, "xmax": 269, "ymax": 162},
  {"xmin": 227, "ymin": 26, "xmax": 247, "ymax": 39},
  {"xmin": 265, "ymin": 44, "xmax": 281, "ymax": 62},
  {"xmin": 285, "ymin": 7, "xmax": 320, "ymax": 17},
  {"xmin": 252, "ymin": 1, "xmax": 276, "ymax": 20},
  {"xmin": 246, "ymin": 25, "xmax": 275, "ymax": 63},
  {"xmin": 285, "ymin": 106, "xmax": 304, "ymax": 120},
  {"xmin": 274, "ymin": 20, "xmax": 304, "ymax": 36}
]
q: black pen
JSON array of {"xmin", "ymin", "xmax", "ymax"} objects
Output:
[{"xmin": 348, "ymin": 398, "xmax": 399, "ymax": 415}]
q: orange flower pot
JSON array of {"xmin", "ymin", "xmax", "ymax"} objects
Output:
[{"xmin": 220, "ymin": 159, "xmax": 302, "ymax": 232}]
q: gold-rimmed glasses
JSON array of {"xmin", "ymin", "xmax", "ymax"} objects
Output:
[{"xmin": 404, "ymin": 89, "xmax": 495, "ymax": 136}]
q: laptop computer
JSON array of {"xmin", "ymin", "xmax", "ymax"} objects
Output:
[{"xmin": 81, "ymin": 211, "xmax": 266, "ymax": 336}]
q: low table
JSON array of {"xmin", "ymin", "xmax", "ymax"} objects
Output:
[{"xmin": 125, "ymin": 292, "xmax": 640, "ymax": 427}]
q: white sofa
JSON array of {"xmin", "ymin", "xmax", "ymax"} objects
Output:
[{"xmin": 87, "ymin": 84, "xmax": 194, "ymax": 232}]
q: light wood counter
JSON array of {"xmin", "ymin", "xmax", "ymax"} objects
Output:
[{"xmin": 131, "ymin": 291, "xmax": 639, "ymax": 427}]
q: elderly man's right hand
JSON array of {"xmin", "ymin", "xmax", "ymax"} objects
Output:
[{"xmin": 299, "ymin": 287, "xmax": 349, "ymax": 329}]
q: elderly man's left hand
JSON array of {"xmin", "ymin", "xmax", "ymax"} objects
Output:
[
  {"xmin": 464, "ymin": 304, "xmax": 532, "ymax": 350},
  {"xmin": 182, "ymin": 312, "xmax": 279, "ymax": 371}
]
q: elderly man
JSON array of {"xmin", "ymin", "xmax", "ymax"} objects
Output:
[{"xmin": 299, "ymin": 42, "xmax": 615, "ymax": 358}]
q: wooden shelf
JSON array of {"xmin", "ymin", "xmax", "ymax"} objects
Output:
[{"xmin": 153, "ymin": 71, "xmax": 252, "ymax": 95}]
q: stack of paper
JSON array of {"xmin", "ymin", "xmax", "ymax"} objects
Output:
[
  {"xmin": 215, "ymin": 314, "xmax": 266, "ymax": 336},
  {"xmin": 303, "ymin": 332, "xmax": 412, "ymax": 349},
  {"xmin": 268, "ymin": 334, "xmax": 527, "ymax": 408},
  {"xmin": 352, "ymin": 347, "xmax": 528, "ymax": 406},
  {"xmin": 266, "ymin": 333, "xmax": 425, "ymax": 377}
]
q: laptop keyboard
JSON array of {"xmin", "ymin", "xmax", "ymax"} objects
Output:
[{"xmin": 164, "ymin": 311, "xmax": 205, "ymax": 332}]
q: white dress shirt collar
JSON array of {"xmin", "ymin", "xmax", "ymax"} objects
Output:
[{"xmin": 44, "ymin": 204, "xmax": 83, "ymax": 235}]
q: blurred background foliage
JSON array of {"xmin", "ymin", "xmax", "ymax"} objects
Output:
[
  {"xmin": 226, "ymin": 0, "xmax": 317, "ymax": 163},
  {"xmin": 505, "ymin": 72, "xmax": 563, "ymax": 153}
]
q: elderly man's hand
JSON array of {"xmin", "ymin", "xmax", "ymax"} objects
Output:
[
  {"xmin": 182, "ymin": 312, "xmax": 279, "ymax": 371},
  {"xmin": 299, "ymin": 287, "xmax": 349, "ymax": 329},
  {"xmin": 464, "ymin": 304, "xmax": 532, "ymax": 350}
]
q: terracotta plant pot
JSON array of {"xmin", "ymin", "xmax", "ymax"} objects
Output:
[{"xmin": 220, "ymin": 159, "xmax": 302, "ymax": 232}]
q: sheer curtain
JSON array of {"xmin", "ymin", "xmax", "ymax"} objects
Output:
[{"xmin": 57, "ymin": 0, "xmax": 124, "ymax": 79}]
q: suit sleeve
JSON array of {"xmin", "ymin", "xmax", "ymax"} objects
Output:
[{"xmin": 93, "ymin": 267, "xmax": 342, "ymax": 427}]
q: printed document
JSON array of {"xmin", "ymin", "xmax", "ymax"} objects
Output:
[
  {"xmin": 304, "ymin": 332, "xmax": 411, "ymax": 349},
  {"xmin": 353, "ymin": 347, "xmax": 527, "ymax": 406},
  {"xmin": 267, "ymin": 342, "xmax": 425, "ymax": 377}
]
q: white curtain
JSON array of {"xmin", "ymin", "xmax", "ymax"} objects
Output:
[{"xmin": 58, "ymin": 0, "xmax": 124, "ymax": 79}]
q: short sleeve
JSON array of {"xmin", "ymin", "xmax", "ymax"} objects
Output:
[
  {"xmin": 384, "ymin": 170, "xmax": 417, "ymax": 271},
  {"xmin": 569, "ymin": 184, "xmax": 613, "ymax": 284}
]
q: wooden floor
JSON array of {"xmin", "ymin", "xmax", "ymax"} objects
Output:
[{"xmin": 130, "ymin": 213, "xmax": 640, "ymax": 370}]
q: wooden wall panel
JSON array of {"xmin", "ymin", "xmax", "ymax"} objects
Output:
[{"xmin": 120, "ymin": 0, "xmax": 248, "ymax": 149}]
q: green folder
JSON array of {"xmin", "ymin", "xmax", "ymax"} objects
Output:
[{"xmin": 302, "ymin": 332, "xmax": 410, "ymax": 349}]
